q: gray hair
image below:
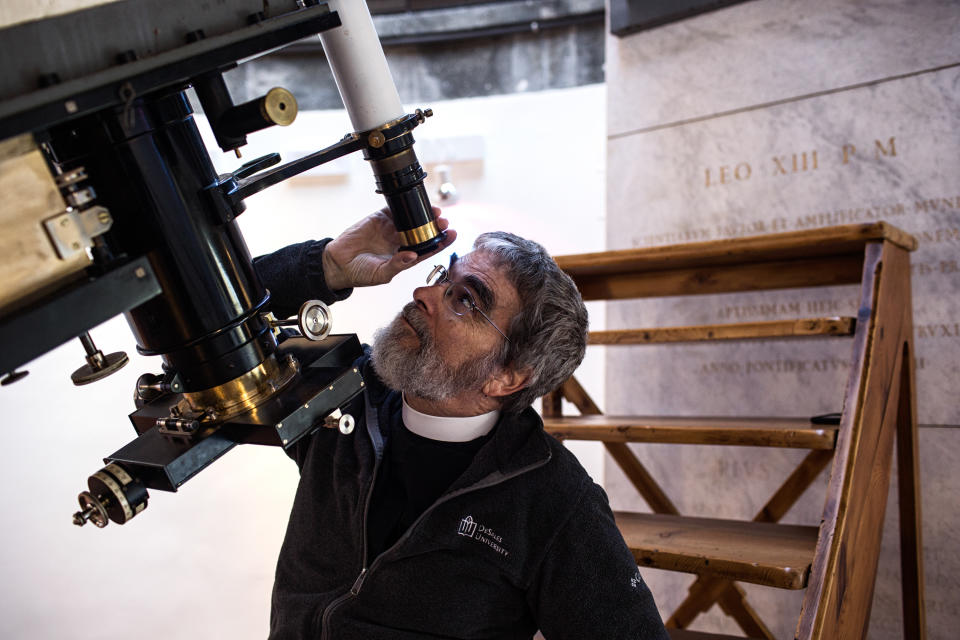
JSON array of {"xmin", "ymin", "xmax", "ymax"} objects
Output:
[{"xmin": 473, "ymin": 232, "xmax": 588, "ymax": 414}]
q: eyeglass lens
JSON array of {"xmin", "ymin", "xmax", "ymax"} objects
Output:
[
  {"xmin": 425, "ymin": 262, "xmax": 510, "ymax": 342},
  {"xmin": 444, "ymin": 283, "xmax": 477, "ymax": 316}
]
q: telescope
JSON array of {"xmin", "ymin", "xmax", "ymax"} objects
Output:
[{"xmin": 0, "ymin": 0, "xmax": 442, "ymax": 528}]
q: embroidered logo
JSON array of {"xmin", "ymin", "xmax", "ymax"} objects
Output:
[
  {"xmin": 458, "ymin": 515, "xmax": 478, "ymax": 538},
  {"xmin": 456, "ymin": 515, "xmax": 510, "ymax": 558}
]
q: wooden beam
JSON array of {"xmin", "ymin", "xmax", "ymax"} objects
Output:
[
  {"xmin": 540, "ymin": 389, "xmax": 563, "ymax": 419},
  {"xmin": 797, "ymin": 242, "xmax": 911, "ymax": 639},
  {"xmin": 554, "ymin": 222, "xmax": 917, "ymax": 278},
  {"xmin": 589, "ymin": 317, "xmax": 855, "ymax": 345},
  {"xmin": 896, "ymin": 336, "xmax": 927, "ymax": 638},
  {"xmin": 668, "ymin": 628, "xmax": 766, "ymax": 640},
  {"xmin": 543, "ymin": 415, "xmax": 837, "ymax": 449},
  {"xmin": 574, "ymin": 255, "xmax": 865, "ymax": 300},
  {"xmin": 559, "ymin": 376, "xmax": 602, "ymax": 415},
  {"xmin": 716, "ymin": 585, "xmax": 776, "ymax": 639},
  {"xmin": 605, "ymin": 442, "xmax": 679, "ymax": 515}
]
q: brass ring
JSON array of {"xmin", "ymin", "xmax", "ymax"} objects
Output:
[{"xmin": 399, "ymin": 220, "xmax": 440, "ymax": 247}]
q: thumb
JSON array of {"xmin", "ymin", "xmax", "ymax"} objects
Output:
[{"xmin": 378, "ymin": 251, "xmax": 419, "ymax": 282}]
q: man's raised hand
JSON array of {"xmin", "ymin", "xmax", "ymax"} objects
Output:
[{"xmin": 321, "ymin": 207, "xmax": 456, "ymax": 290}]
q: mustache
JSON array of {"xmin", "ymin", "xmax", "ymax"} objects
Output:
[{"xmin": 400, "ymin": 302, "xmax": 430, "ymax": 342}]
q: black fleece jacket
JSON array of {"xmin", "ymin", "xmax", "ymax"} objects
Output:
[{"xmin": 257, "ymin": 240, "xmax": 668, "ymax": 640}]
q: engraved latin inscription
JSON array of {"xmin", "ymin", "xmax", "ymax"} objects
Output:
[
  {"xmin": 632, "ymin": 194, "xmax": 958, "ymax": 247},
  {"xmin": 704, "ymin": 136, "xmax": 898, "ymax": 188}
]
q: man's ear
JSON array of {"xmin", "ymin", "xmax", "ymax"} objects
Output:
[{"xmin": 482, "ymin": 366, "xmax": 530, "ymax": 399}]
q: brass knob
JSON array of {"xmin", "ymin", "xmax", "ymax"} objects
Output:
[{"xmin": 262, "ymin": 87, "xmax": 298, "ymax": 126}]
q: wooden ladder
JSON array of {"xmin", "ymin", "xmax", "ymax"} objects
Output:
[{"xmin": 542, "ymin": 222, "xmax": 925, "ymax": 639}]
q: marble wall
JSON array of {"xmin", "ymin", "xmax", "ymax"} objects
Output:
[{"xmin": 603, "ymin": 0, "xmax": 959, "ymax": 637}]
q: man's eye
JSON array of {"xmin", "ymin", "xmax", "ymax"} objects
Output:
[{"xmin": 457, "ymin": 293, "xmax": 475, "ymax": 311}]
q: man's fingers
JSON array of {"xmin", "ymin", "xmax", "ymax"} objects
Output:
[
  {"xmin": 375, "ymin": 251, "xmax": 419, "ymax": 283},
  {"xmin": 379, "ymin": 225, "xmax": 456, "ymax": 280}
]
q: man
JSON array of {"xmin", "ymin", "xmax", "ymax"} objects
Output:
[{"xmin": 255, "ymin": 209, "xmax": 667, "ymax": 640}]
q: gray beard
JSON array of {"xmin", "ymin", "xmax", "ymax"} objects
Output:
[{"xmin": 370, "ymin": 302, "xmax": 501, "ymax": 402}]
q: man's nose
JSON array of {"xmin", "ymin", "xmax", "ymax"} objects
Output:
[{"xmin": 412, "ymin": 284, "xmax": 441, "ymax": 315}]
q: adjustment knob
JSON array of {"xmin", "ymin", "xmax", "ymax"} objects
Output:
[
  {"xmin": 297, "ymin": 300, "xmax": 332, "ymax": 341},
  {"xmin": 72, "ymin": 463, "xmax": 148, "ymax": 528},
  {"xmin": 266, "ymin": 300, "xmax": 332, "ymax": 341},
  {"xmin": 71, "ymin": 332, "xmax": 128, "ymax": 385}
]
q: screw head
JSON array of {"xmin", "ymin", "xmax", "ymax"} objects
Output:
[{"xmin": 368, "ymin": 131, "xmax": 385, "ymax": 148}]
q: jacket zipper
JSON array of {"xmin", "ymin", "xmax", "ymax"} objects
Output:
[
  {"xmin": 327, "ymin": 453, "xmax": 553, "ymax": 631},
  {"xmin": 318, "ymin": 393, "xmax": 552, "ymax": 638},
  {"xmin": 319, "ymin": 393, "xmax": 384, "ymax": 640}
]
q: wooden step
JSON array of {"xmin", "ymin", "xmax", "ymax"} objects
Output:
[
  {"xmin": 616, "ymin": 512, "xmax": 818, "ymax": 589},
  {"xmin": 668, "ymin": 630, "xmax": 761, "ymax": 640},
  {"xmin": 544, "ymin": 416, "xmax": 837, "ymax": 449},
  {"xmin": 555, "ymin": 222, "xmax": 917, "ymax": 276},
  {"xmin": 554, "ymin": 222, "xmax": 917, "ymax": 300},
  {"xmin": 589, "ymin": 317, "xmax": 855, "ymax": 345}
]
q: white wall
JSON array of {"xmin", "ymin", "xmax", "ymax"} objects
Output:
[{"xmin": 0, "ymin": 85, "xmax": 606, "ymax": 639}]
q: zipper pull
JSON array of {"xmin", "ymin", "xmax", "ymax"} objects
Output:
[{"xmin": 350, "ymin": 568, "xmax": 368, "ymax": 595}]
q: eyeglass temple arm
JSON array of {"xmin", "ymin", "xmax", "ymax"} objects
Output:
[{"xmin": 474, "ymin": 306, "xmax": 510, "ymax": 342}]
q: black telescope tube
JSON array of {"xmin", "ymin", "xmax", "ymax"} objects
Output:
[
  {"xmin": 46, "ymin": 91, "xmax": 275, "ymax": 392},
  {"xmin": 363, "ymin": 130, "xmax": 443, "ymax": 255}
]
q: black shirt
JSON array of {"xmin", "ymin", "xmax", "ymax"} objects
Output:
[{"xmin": 367, "ymin": 419, "xmax": 492, "ymax": 559}]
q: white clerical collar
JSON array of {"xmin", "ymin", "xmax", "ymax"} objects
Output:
[{"xmin": 401, "ymin": 395, "xmax": 500, "ymax": 443}]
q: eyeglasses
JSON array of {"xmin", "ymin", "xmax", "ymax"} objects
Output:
[{"xmin": 426, "ymin": 263, "xmax": 511, "ymax": 342}]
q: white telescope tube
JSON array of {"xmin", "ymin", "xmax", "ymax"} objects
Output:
[
  {"xmin": 318, "ymin": 0, "xmax": 442, "ymax": 255},
  {"xmin": 319, "ymin": 0, "xmax": 404, "ymax": 132}
]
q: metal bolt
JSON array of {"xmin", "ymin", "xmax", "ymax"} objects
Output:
[
  {"xmin": 60, "ymin": 217, "xmax": 69, "ymax": 227},
  {"xmin": 98, "ymin": 211, "xmax": 111, "ymax": 225},
  {"xmin": 134, "ymin": 267, "xmax": 146, "ymax": 278},
  {"xmin": 368, "ymin": 131, "xmax": 385, "ymax": 148},
  {"xmin": 65, "ymin": 100, "xmax": 78, "ymax": 114}
]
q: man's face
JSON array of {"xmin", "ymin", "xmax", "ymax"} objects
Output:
[{"xmin": 371, "ymin": 249, "xmax": 520, "ymax": 402}]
